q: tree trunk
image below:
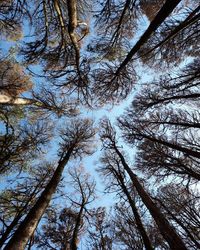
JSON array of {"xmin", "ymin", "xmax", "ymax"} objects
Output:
[
  {"xmin": 113, "ymin": 145, "xmax": 187, "ymax": 250},
  {"xmin": 0, "ymin": 185, "xmax": 41, "ymax": 247},
  {"xmin": 67, "ymin": 0, "xmax": 80, "ymax": 70},
  {"xmin": 155, "ymin": 198, "xmax": 200, "ymax": 249},
  {"xmin": 113, "ymin": 168, "xmax": 153, "ymax": 250},
  {"xmin": 143, "ymin": 5, "xmax": 200, "ymax": 57},
  {"xmin": 115, "ymin": 0, "xmax": 181, "ymax": 75},
  {"xmin": 70, "ymin": 202, "xmax": 84, "ymax": 250},
  {"xmin": 0, "ymin": 94, "xmax": 36, "ymax": 105},
  {"xmin": 4, "ymin": 147, "xmax": 74, "ymax": 250}
]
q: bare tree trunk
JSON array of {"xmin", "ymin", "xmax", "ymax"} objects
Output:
[
  {"xmin": 0, "ymin": 184, "xmax": 41, "ymax": 247},
  {"xmin": 4, "ymin": 147, "xmax": 74, "ymax": 250},
  {"xmin": 0, "ymin": 94, "xmax": 35, "ymax": 105},
  {"xmin": 155, "ymin": 198, "xmax": 200, "ymax": 249},
  {"xmin": 113, "ymin": 168, "xmax": 153, "ymax": 250},
  {"xmin": 70, "ymin": 202, "xmax": 84, "ymax": 250},
  {"xmin": 115, "ymin": 0, "xmax": 181, "ymax": 75},
  {"xmin": 113, "ymin": 145, "xmax": 187, "ymax": 250}
]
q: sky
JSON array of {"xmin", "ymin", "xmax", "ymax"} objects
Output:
[{"xmin": 1, "ymin": 1, "xmax": 198, "ymax": 249}]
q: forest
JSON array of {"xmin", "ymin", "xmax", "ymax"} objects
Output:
[{"xmin": 0, "ymin": 0, "xmax": 199, "ymax": 249}]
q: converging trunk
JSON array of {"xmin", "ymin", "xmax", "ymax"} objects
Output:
[
  {"xmin": 4, "ymin": 147, "xmax": 74, "ymax": 250},
  {"xmin": 115, "ymin": 0, "xmax": 181, "ymax": 75},
  {"xmin": 113, "ymin": 168, "xmax": 153, "ymax": 250},
  {"xmin": 113, "ymin": 145, "xmax": 187, "ymax": 250},
  {"xmin": 70, "ymin": 202, "xmax": 84, "ymax": 250}
]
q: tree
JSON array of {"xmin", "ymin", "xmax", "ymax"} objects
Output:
[
  {"xmin": 35, "ymin": 206, "xmax": 82, "ymax": 250},
  {"xmin": 136, "ymin": 139, "xmax": 200, "ymax": 185},
  {"xmin": 131, "ymin": 59, "xmax": 200, "ymax": 113},
  {"xmin": 118, "ymin": 111, "xmax": 200, "ymax": 160},
  {"xmin": 0, "ymin": 163, "xmax": 54, "ymax": 248},
  {"xmin": 154, "ymin": 184, "xmax": 200, "ymax": 249},
  {"xmin": 0, "ymin": 59, "xmax": 32, "ymax": 97},
  {"xmin": 0, "ymin": 116, "xmax": 52, "ymax": 174},
  {"xmin": 0, "ymin": 0, "xmax": 28, "ymax": 41},
  {"xmin": 113, "ymin": 203, "xmax": 153, "ymax": 250},
  {"xmin": 99, "ymin": 119, "xmax": 187, "ymax": 250},
  {"xmin": 67, "ymin": 166, "xmax": 96, "ymax": 250},
  {"xmin": 87, "ymin": 207, "xmax": 113, "ymax": 250},
  {"xmin": 21, "ymin": 0, "xmax": 90, "ymax": 77},
  {"xmin": 138, "ymin": 3, "xmax": 200, "ymax": 67},
  {"xmin": 4, "ymin": 119, "xmax": 96, "ymax": 250},
  {"xmin": 35, "ymin": 165, "xmax": 96, "ymax": 250},
  {"xmin": 99, "ymin": 150, "xmax": 153, "ymax": 250},
  {"xmin": 91, "ymin": 0, "xmax": 182, "ymax": 103},
  {"xmin": 0, "ymin": 58, "xmax": 79, "ymax": 117}
]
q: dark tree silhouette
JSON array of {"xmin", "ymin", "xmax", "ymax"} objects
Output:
[
  {"xmin": 4, "ymin": 119, "xmax": 96, "ymax": 250},
  {"xmin": 99, "ymin": 119, "xmax": 187, "ymax": 250}
]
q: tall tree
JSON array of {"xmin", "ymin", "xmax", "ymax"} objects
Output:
[
  {"xmin": 131, "ymin": 59, "xmax": 200, "ymax": 113},
  {"xmin": 4, "ymin": 119, "xmax": 96, "ymax": 250},
  {"xmin": 99, "ymin": 150, "xmax": 153, "ymax": 249},
  {"xmin": 92, "ymin": 0, "xmax": 182, "ymax": 103},
  {"xmin": 138, "ymin": 3, "xmax": 200, "ymax": 67},
  {"xmin": 112, "ymin": 203, "xmax": 155, "ymax": 250},
  {"xmin": 99, "ymin": 119, "xmax": 187, "ymax": 250},
  {"xmin": 35, "ymin": 206, "xmax": 82, "ymax": 250},
  {"xmin": 0, "ymin": 117, "xmax": 51, "ymax": 174},
  {"xmin": 21, "ymin": 0, "xmax": 90, "ymax": 77},
  {"xmin": 87, "ymin": 207, "xmax": 114, "ymax": 250},
  {"xmin": 154, "ymin": 184, "xmax": 200, "ymax": 249},
  {"xmin": 0, "ymin": 163, "xmax": 54, "ymax": 248},
  {"xmin": 0, "ymin": 59, "xmax": 79, "ymax": 117}
]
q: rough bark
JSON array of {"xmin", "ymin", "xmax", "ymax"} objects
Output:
[
  {"xmin": 113, "ymin": 145, "xmax": 187, "ymax": 250},
  {"xmin": 4, "ymin": 147, "xmax": 74, "ymax": 250},
  {"xmin": 67, "ymin": 0, "xmax": 80, "ymax": 70}
]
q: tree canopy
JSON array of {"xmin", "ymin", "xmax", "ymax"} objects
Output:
[{"xmin": 0, "ymin": 0, "xmax": 199, "ymax": 249}]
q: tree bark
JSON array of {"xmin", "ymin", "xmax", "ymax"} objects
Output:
[
  {"xmin": 113, "ymin": 144, "xmax": 187, "ymax": 250},
  {"xmin": 4, "ymin": 147, "xmax": 74, "ymax": 250},
  {"xmin": 115, "ymin": 0, "xmax": 181, "ymax": 76},
  {"xmin": 143, "ymin": 5, "xmax": 200, "ymax": 57},
  {"xmin": 0, "ymin": 94, "xmax": 36, "ymax": 105},
  {"xmin": 155, "ymin": 198, "xmax": 200, "ymax": 249},
  {"xmin": 0, "ymin": 184, "xmax": 42, "ymax": 248},
  {"xmin": 67, "ymin": 0, "xmax": 80, "ymax": 71},
  {"xmin": 70, "ymin": 202, "xmax": 84, "ymax": 250},
  {"xmin": 112, "ymin": 168, "xmax": 153, "ymax": 250}
]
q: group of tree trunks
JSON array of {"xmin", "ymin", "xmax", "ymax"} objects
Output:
[{"xmin": 0, "ymin": 0, "xmax": 199, "ymax": 249}]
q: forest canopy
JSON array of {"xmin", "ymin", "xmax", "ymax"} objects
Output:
[{"xmin": 0, "ymin": 0, "xmax": 199, "ymax": 249}]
